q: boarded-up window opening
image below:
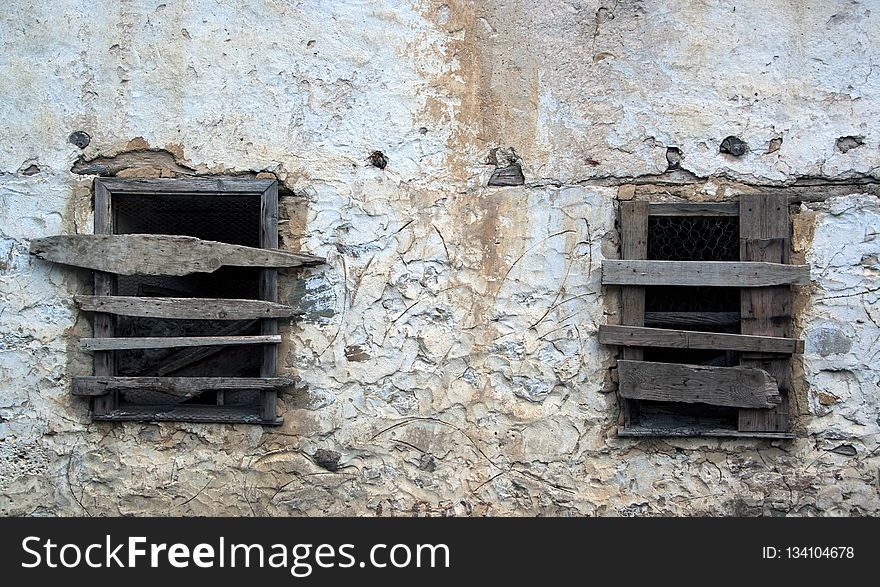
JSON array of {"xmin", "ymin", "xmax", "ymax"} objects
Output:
[
  {"xmin": 600, "ymin": 197, "xmax": 806, "ymax": 439},
  {"xmin": 113, "ymin": 193, "xmax": 263, "ymax": 409},
  {"xmin": 88, "ymin": 178, "xmax": 288, "ymax": 425}
]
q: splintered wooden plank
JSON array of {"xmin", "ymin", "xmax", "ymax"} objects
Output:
[
  {"xmin": 30, "ymin": 234, "xmax": 324, "ymax": 276},
  {"xmin": 72, "ymin": 376, "xmax": 295, "ymax": 398},
  {"xmin": 644, "ymin": 311, "xmax": 741, "ymax": 328},
  {"xmin": 602, "ymin": 260, "xmax": 810, "ymax": 287},
  {"xmin": 80, "ymin": 335, "xmax": 281, "ymax": 351},
  {"xmin": 618, "ymin": 360, "xmax": 781, "ymax": 409},
  {"xmin": 619, "ymin": 201, "xmax": 649, "ymax": 428},
  {"xmin": 648, "ymin": 202, "xmax": 739, "ymax": 216},
  {"xmin": 739, "ymin": 193, "xmax": 792, "ymax": 432},
  {"xmin": 599, "ymin": 325, "xmax": 804, "ymax": 354},
  {"xmin": 75, "ymin": 295, "xmax": 300, "ymax": 320}
]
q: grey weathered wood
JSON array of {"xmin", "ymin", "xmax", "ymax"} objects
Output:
[
  {"xmin": 619, "ymin": 201, "xmax": 649, "ymax": 428},
  {"xmin": 92, "ymin": 405, "xmax": 279, "ymax": 425},
  {"xmin": 259, "ymin": 182, "xmax": 280, "ymax": 423},
  {"xmin": 144, "ymin": 320, "xmax": 258, "ymax": 377},
  {"xmin": 599, "ymin": 325, "xmax": 804, "ymax": 354},
  {"xmin": 75, "ymin": 295, "xmax": 299, "ymax": 320},
  {"xmin": 98, "ymin": 177, "xmax": 275, "ymax": 195},
  {"xmin": 80, "ymin": 335, "xmax": 281, "ymax": 351},
  {"xmin": 602, "ymin": 260, "xmax": 809, "ymax": 287},
  {"xmin": 92, "ymin": 180, "xmax": 117, "ymax": 415},
  {"xmin": 648, "ymin": 202, "xmax": 739, "ymax": 216},
  {"xmin": 644, "ymin": 311, "xmax": 741, "ymax": 328},
  {"xmin": 31, "ymin": 234, "xmax": 323, "ymax": 276},
  {"xmin": 618, "ymin": 360, "xmax": 781, "ymax": 408},
  {"xmin": 617, "ymin": 426, "xmax": 794, "ymax": 440},
  {"xmin": 739, "ymin": 193, "xmax": 792, "ymax": 432},
  {"xmin": 72, "ymin": 376, "xmax": 294, "ymax": 398}
]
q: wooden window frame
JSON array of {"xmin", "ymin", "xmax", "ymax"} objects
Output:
[
  {"xmin": 89, "ymin": 177, "xmax": 283, "ymax": 425},
  {"xmin": 601, "ymin": 197, "xmax": 806, "ymax": 439}
]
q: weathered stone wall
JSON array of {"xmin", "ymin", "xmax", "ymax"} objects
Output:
[{"xmin": 1, "ymin": 0, "xmax": 878, "ymax": 515}]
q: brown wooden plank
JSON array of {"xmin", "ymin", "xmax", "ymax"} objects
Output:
[
  {"xmin": 619, "ymin": 201, "xmax": 648, "ymax": 428},
  {"xmin": 648, "ymin": 202, "xmax": 739, "ymax": 216},
  {"xmin": 30, "ymin": 234, "xmax": 324, "ymax": 276},
  {"xmin": 259, "ymin": 182, "xmax": 280, "ymax": 423},
  {"xmin": 80, "ymin": 335, "xmax": 281, "ymax": 351},
  {"xmin": 75, "ymin": 295, "xmax": 299, "ymax": 320},
  {"xmin": 599, "ymin": 325, "xmax": 804, "ymax": 353},
  {"xmin": 72, "ymin": 376, "xmax": 294, "ymax": 398},
  {"xmin": 644, "ymin": 311, "xmax": 740, "ymax": 328},
  {"xmin": 92, "ymin": 180, "xmax": 117, "ymax": 416},
  {"xmin": 602, "ymin": 259, "xmax": 809, "ymax": 287},
  {"xmin": 739, "ymin": 193, "xmax": 792, "ymax": 432},
  {"xmin": 98, "ymin": 177, "xmax": 275, "ymax": 195},
  {"xmin": 618, "ymin": 360, "xmax": 781, "ymax": 408}
]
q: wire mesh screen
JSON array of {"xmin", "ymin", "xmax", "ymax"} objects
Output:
[
  {"xmin": 114, "ymin": 194, "xmax": 261, "ymax": 247},
  {"xmin": 645, "ymin": 214, "xmax": 741, "ymax": 334},
  {"xmin": 647, "ymin": 215, "xmax": 739, "ymax": 261},
  {"xmin": 111, "ymin": 193, "xmax": 264, "ymax": 409}
]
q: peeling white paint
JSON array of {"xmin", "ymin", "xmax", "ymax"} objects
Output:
[{"xmin": 0, "ymin": 0, "xmax": 878, "ymax": 515}]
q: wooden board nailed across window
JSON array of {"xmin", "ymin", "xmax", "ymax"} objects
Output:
[
  {"xmin": 599, "ymin": 196, "xmax": 807, "ymax": 438},
  {"xmin": 30, "ymin": 178, "xmax": 325, "ymax": 425}
]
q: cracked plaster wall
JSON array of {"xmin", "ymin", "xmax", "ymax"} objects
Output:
[{"xmin": 0, "ymin": 0, "xmax": 878, "ymax": 515}]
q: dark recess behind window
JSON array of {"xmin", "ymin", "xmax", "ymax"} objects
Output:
[
  {"xmin": 641, "ymin": 214, "xmax": 742, "ymax": 429},
  {"xmin": 112, "ymin": 193, "xmax": 263, "ymax": 407}
]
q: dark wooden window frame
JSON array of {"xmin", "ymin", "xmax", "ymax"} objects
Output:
[
  {"xmin": 601, "ymin": 196, "xmax": 807, "ymax": 439},
  {"xmin": 90, "ymin": 177, "xmax": 282, "ymax": 425}
]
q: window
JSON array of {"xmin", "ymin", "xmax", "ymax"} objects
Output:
[
  {"xmin": 600, "ymin": 195, "xmax": 808, "ymax": 438},
  {"xmin": 30, "ymin": 178, "xmax": 324, "ymax": 425}
]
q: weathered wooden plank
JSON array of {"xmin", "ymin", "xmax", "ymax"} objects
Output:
[
  {"xmin": 739, "ymin": 193, "xmax": 792, "ymax": 432},
  {"xmin": 93, "ymin": 405, "xmax": 278, "ymax": 425},
  {"xmin": 619, "ymin": 201, "xmax": 649, "ymax": 428},
  {"xmin": 75, "ymin": 295, "xmax": 299, "ymax": 320},
  {"xmin": 599, "ymin": 325, "xmax": 804, "ymax": 353},
  {"xmin": 602, "ymin": 260, "xmax": 810, "ymax": 287},
  {"xmin": 72, "ymin": 376, "xmax": 294, "ymax": 397},
  {"xmin": 618, "ymin": 426, "xmax": 794, "ymax": 440},
  {"xmin": 99, "ymin": 177, "xmax": 275, "ymax": 195},
  {"xmin": 648, "ymin": 202, "xmax": 739, "ymax": 217},
  {"xmin": 259, "ymin": 182, "xmax": 280, "ymax": 423},
  {"xmin": 30, "ymin": 234, "xmax": 324, "ymax": 276},
  {"xmin": 92, "ymin": 180, "xmax": 117, "ymax": 416},
  {"xmin": 644, "ymin": 311, "xmax": 741, "ymax": 328},
  {"xmin": 80, "ymin": 335, "xmax": 281, "ymax": 351},
  {"xmin": 618, "ymin": 360, "xmax": 781, "ymax": 408}
]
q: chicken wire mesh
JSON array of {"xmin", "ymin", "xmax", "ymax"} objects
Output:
[
  {"xmin": 647, "ymin": 215, "xmax": 739, "ymax": 261},
  {"xmin": 644, "ymin": 214, "xmax": 741, "ymax": 334},
  {"xmin": 114, "ymin": 193, "xmax": 261, "ymax": 246}
]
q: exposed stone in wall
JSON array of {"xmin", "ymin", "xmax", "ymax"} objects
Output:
[{"xmin": 1, "ymin": 1, "xmax": 879, "ymax": 516}]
